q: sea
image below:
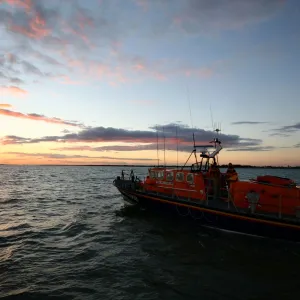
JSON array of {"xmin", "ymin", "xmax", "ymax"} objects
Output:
[{"xmin": 1, "ymin": 166, "xmax": 300, "ymax": 300}]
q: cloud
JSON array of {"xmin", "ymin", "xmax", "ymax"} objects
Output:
[
  {"xmin": 0, "ymin": 104, "xmax": 12, "ymax": 108},
  {"xmin": 28, "ymin": 48, "xmax": 63, "ymax": 66},
  {"xmin": 132, "ymin": 0, "xmax": 285, "ymax": 37},
  {"xmin": 1, "ymin": 122, "xmax": 266, "ymax": 153},
  {"xmin": 21, "ymin": 60, "xmax": 44, "ymax": 76},
  {"xmin": 270, "ymin": 123, "xmax": 300, "ymax": 136},
  {"xmin": 3, "ymin": 0, "xmax": 54, "ymax": 40},
  {"xmin": 0, "ymin": 108, "xmax": 82, "ymax": 127},
  {"xmin": 295, "ymin": 143, "xmax": 300, "ymax": 148},
  {"xmin": 1, "ymin": 0, "xmax": 284, "ymax": 87},
  {"xmin": 226, "ymin": 146, "xmax": 275, "ymax": 152},
  {"xmin": 52, "ymin": 144, "xmax": 157, "ymax": 152},
  {"xmin": 172, "ymin": 0, "xmax": 284, "ymax": 34},
  {"xmin": 0, "ymin": 86, "xmax": 27, "ymax": 96},
  {"xmin": 0, "ymin": 70, "xmax": 24, "ymax": 84},
  {"xmin": 4, "ymin": 151, "xmax": 156, "ymax": 161},
  {"xmin": 269, "ymin": 132, "xmax": 291, "ymax": 137},
  {"xmin": 55, "ymin": 75, "xmax": 84, "ymax": 85},
  {"xmin": 275, "ymin": 123, "xmax": 300, "ymax": 132},
  {"xmin": 231, "ymin": 121, "xmax": 269, "ymax": 125},
  {"xmin": 9, "ymin": 77, "xmax": 24, "ymax": 84},
  {"xmin": 2, "ymin": 52, "xmax": 52, "ymax": 77}
]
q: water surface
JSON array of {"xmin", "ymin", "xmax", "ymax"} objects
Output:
[{"xmin": 1, "ymin": 166, "xmax": 300, "ymax": 299}]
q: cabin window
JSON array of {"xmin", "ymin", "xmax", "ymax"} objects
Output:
[
  {"xmin": 176, "ymin": 172, "xmax": 184, "ymax": 182},
  {"xmin": 150, "ymin": 171, "xmax": 156, "ymax": 179},
  {"xmin": 166, "ymin": 172, "xmax": 174, "ymax": 181},
  {"xmin": 157, "ymin": 171, "xmax": 164, "ymax": 179},
  {"xmin": 186, "ymin": 173, "xmax": 194, "ymax": 184}
]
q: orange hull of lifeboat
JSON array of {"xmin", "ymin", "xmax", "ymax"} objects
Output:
[
  {"xmin": 230, "ymin": 176, "xmax": 300, "ymax": 216},
  {"xmin": 144, "ymin": 170, "xmax": 208, "ymax": 201}
]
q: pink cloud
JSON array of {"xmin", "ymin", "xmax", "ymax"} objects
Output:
[
  {"xmin": 55, "ymin": 75, "xmax": 84, "ymax": 85},
  {"xmin": 4, "ymin": 0, "xmax": 32, "ymax": 10},
  {"xmin": 6, "ymin": 0, "xmax": 51, "ymax": 40},
  {"xmin": 3, "ymin": 1, "xmax": 220, "ymax": 86},
  {"xmin": 134, "ymin": 63, "xmax": 146, "ymax": 71},
  {"xmin": 9, "ymin": 17, "xmax": 50, "ymax": 39},
  {"xmin": 61, "ymin": 22, "xmax": 93, "ymax": 48},
  {"xmin": 66, "ymin": 58, "xmax": 131, "ymax": 85},
  {"xmin": 76, "ymin": 8, "xmax": 95, "ymax": 30},
  {"xmin": 131, "ymin": 61, "xmax": 166, "ymax": 81},
  {"xmin": 52, "ymin": 146, "xmax": 93, "ymax": 151},
  {"xmin": 184, "ymin": 67, "xmax": 214, "ymax": 78},
  {"xmin": 0, "ymin": 108, "xmax": 80, "ymax": 127},
  {"xmin": 0, "ymin": 86, "xmax": 28, "ymax": 96}
]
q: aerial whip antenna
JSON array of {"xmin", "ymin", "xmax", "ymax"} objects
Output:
[
  {"xmin": 186, "ymin": 85, "xmax": 197, "ymax": 164},
  {"xmin": 176, "ymin": 124, "xmax": 179, "ymax": 169},
  {"xmin": 156, "ymin": 125, "xmax": 159, "ymax": 167},
  {"xmin": 163, "ymin": 126, "xmax": 166, "ymax": 167},
  {"xmin": 210, "ymin": 104, "xmax": 214, "ymax": 131},
  {"xmin": 187, "ymin": 85, "xmax": 194, "ymax": 129}
]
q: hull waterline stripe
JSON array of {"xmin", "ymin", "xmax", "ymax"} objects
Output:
[{"xmin": 120, "ymin": 188, "xmax": 300, "ymax": 231}]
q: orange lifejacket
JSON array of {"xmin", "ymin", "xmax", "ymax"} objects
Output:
[{"xmin": 226, "ymin": 168, "xmax": 238, "ymax": 181}]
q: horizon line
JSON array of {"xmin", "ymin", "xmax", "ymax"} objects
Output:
[{"xmin": 0, "ymin": 164, "xmax": 299, "ymax": 169}]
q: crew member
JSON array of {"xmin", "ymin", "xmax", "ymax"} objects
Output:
[
  {"xmin": 130, "ymin": 169, "xmax": 135, "ymax": 182},
  {"xmin": 208, "ymin": 162, "xmax": 220, "ymax": 177},
  {"xmin": 208, "ymin": 162, "xmax": 221, "ymax": 199},
  {"xmin": 226, "ymin": 163, "xmax": 238, "ymax": 187}
]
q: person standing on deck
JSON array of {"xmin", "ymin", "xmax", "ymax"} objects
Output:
[
  {"xmin": 208, "ymin": 162, "xmax": 221, "ymax": 199},
  {"xmin": 130, "ymin": 170, "xmax": 135, "ymax": 182},
  {"xmin": 208, "ymin": 162, "xmax": 220, "ymax": 177},
  {"xmin": 226, "ymin": 163, "xmax": 238, "ymax": 188}
]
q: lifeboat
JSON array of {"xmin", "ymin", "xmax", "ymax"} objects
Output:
[{"xmin": 113, "ymin": 132, "xmax": 300, "ymax": 242}]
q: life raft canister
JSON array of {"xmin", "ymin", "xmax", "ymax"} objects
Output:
[{"xmin": 256, "ymin": 175, "xmax": 296, "ymax": 187}]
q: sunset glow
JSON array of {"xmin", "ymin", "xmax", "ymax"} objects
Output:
[{"xmin": 1, "ymin": 0, "xmax": 299, "ymax": 166}]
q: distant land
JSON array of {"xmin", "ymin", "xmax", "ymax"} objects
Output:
[{"xmin": 1, "ymin": 164, "xmax": 299, "ymax": 169}]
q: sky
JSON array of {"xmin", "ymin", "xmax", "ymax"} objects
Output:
[{"xmin": 0, "ymin": 0, "xmax": 299, "ymax": 166}]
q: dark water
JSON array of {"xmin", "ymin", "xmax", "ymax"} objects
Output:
[{"xmin": 1, "ymin": 166, "xmax": 300, "ymax": 300}]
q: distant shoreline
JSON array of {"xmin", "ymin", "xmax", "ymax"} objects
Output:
[{"xmin": 1, "ymin": 164, "xmax": 299, "ymax": 169}]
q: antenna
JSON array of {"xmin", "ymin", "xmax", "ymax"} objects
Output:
[
  {"xmin": 192, "ymin": 132, "xmax": 196, "ymax": 148},
  {"xmin": 192, "ymin": 132, "xmax": 198, "ymax": 164},
  {"xmin": 213, "ymin": 126, "xmax": 221, "ymax": 164},
  {"xmin": 176, "ymin": 124, "xmax": 178, "ymax": 169},
  {"xmin": 210, "ymin": 104, "xmax": 214, "ymax": 131},
  {"xmin": 187, "ymin": 85, "xmax": 194, "ymax": 129},
  {"xmin": 156, "ymin": 125, "xmax": 159, "ymax": 167},
  {"xmin": 163, "ymin": 126, "xmax": 166, "ymax": 167},
  {"xmin": 187, "ymin": 85, "xmax": 197, "ymax": 166}
]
